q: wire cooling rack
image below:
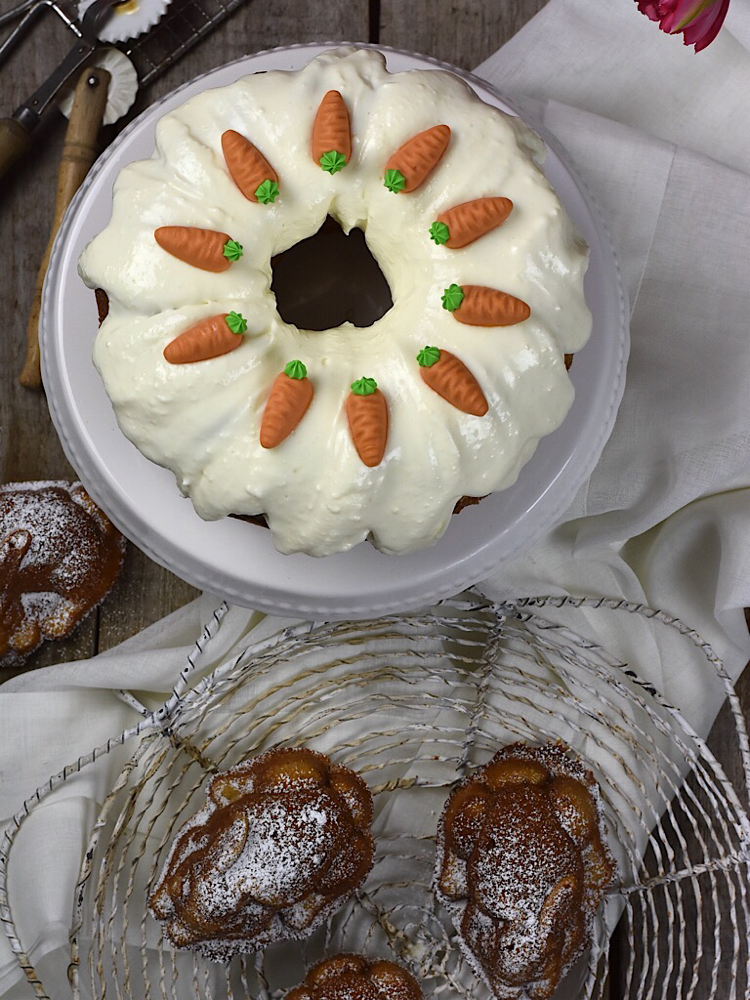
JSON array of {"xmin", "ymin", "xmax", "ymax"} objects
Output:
[{"xmin": 1, "ymin": 594, "xmax": 749, "ymax": 1000}]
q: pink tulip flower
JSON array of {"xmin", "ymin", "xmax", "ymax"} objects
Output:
[{"xmin": 637, "ymin": 0, "xmax": 730, "ymax": 51}]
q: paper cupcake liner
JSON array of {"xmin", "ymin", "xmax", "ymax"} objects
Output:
[{"xmin": 77, "ymin": 0, "xmax": 170, "ymax": 43}]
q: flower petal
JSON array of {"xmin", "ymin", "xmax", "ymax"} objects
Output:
[{"xmin": 683, "ymin": 0, "xmax": 730, "ymax": 49}]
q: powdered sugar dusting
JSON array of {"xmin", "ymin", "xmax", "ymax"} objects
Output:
[
  {"xmin": 196, "ymin": 792, "xmax": 334, "ymax": 916},
  {"xmin": 149, "ymin": 747, "xmax": 374, "ymax": 962},
  {"xmin": 435, "ymin": 743, "xmax": 615, "ymax": 1000},
  {"xmin": 0, "ymin": 481, "xmax": 124, "ymax": 665}
]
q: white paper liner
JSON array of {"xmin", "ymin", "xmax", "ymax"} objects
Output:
[{"xmin": 57, "ymin": 48, "xmax": 138, "ymax": 126}]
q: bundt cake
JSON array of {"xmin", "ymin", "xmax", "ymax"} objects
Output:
[
  {"xmin": 79, "ymin": 46, "xmax": 591, "ymax": 557},
  {"xmin": 435, "ymin": 743, "xmax": 615, "ymax": 1000},
  {"xmin": 148, "ymin": 747, "xmax": 374, "ymax": 961},
  {"xmin": 285, "ymin": 954, "xmax": 422, "ymax": 1000},
  {"xmin": 0, "ymin": 481, "xmax": 124, "ymax": 667}
]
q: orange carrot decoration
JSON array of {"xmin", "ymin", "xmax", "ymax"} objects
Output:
[
  {"xmin": 430, "ymin": 197, "xmax": 513, "ymax": 249},
  {"xmin": 163, "ymin": 311, "xmax": 248, "ymax": 364},
  {"xmin": 441, "ymin": 283, "xmax": 530, "ymax": 326},
  {"xmin": 346, "ymin": 377, "xmax": 388, "ymax": 467},
  {"xmin": 311, "ymin": 91, "xmax": 352, "ymax": 173},
  {"xmin": 221, "ymin": 130, "xmax": 279, "ymax": 203},
  {"xmin": 383, "ymin": 124, "xmax": 450, "ymax": 194},
  {"xmin": 417, "ymin": 347, "xmax": 488, "ymax": 416},
  {"xmin": 260, "ymin": 360, "xmax": 314, "ymax": 448},
  {"xmin": 154, "ymin": 227, "xmax": 242, "ymax": 272}
]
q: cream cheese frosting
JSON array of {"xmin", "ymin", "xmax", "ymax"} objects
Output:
[{"xmin": 79, "ymin": 47, "xmax": 592, "ymax": 557}]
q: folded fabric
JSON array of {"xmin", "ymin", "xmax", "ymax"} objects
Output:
[
  {"xmin": 475, "ymin": 0, "xmax": 750, "ymax": 737},
  {"xmin": 2, "ymin": 0, "xmax": 750, "ymax": 995}
]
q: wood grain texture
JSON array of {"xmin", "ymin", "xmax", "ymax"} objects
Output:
[
  {"xmin": 378, "ymin": 0, "xmax": 549, "ymax": 69},
  {"xmin": 2, "ymin": 7, "xmax": 748, "ymax": 998}
]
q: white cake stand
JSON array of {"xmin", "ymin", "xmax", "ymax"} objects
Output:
[{"xmin": 41, "ymin": 42, "xmax": 629, "ymax": 618}]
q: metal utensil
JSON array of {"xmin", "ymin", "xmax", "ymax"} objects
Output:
[
  {"xmin": 0, "ymin": 0, "xmax": 118, "ymax": 181},
  {"xmin": 118, "ymin": 0, "xmax": 250, "ymax": 87},
  {"xmin": 0, "ymin": 0, "xmax": 80, "ymax": 70},
  {"xmin": 13, "ymin": 0, "xmax": 253, "ymax": 387},
  {"xmin": 1, "ymin": 0, "xmax": 252, "ymax": 181}
]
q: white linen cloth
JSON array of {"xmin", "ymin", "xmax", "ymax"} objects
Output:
[{"xmin": 2, "ymin": 0, "xmax": 750, "ymax": 994}]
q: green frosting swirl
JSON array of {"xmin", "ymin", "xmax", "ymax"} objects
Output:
[
  {"xmin": 417, "ymin": 346, "xmax": 441, "ymax": 368},
  {"xmin": 441, "ymin": 284, "xmax": 465, "ymax": 311},
  {"xmin": 351, "ymin": 376, "xmax": 378, "ymax": 396},
  {"xmin": 284, "ymin": 359, "xmax": 307, "ymax": 380},
  {"xmin": 255, "ymin": 179, "xmax": 279, "ymax": 204},
  {"xmin": 225, "ymin": 311, "xmax": 248, "ymax": 334},
  {"xmin": 383, "ymin": 168, "xmax": 406, "ymax": 194},
  {"xmin": 429, "ymin": 221, "xmax": 450, "ymax": 245},
  {"xmin": 222, "ymin": 239, "xmax": 244, "ymax": 262},
  {"xmin": 320, "ymin": 150, "xmax": 347, "ymax": 174}
]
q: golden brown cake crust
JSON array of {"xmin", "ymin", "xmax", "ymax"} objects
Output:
[
  {"xmin": 286, "ymin": 954, "xmax": 423, "ymax": 1000},
  {"xmin": 148, "ymin": 747, "xmax": 374, "ymax": 961},
  {"xmin": 0, "ymin": 481, "xmax": 124, "ymax": 667},
  {"xmin": 435, "ymin": 743, "xmax": 614, "ymax": 1000}
]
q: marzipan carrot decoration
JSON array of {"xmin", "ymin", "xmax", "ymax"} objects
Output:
[
  {"xmin": 417, "ymin": 346, "xmax": 488, "ymax": 416},
  {"xmin": 346, "ymin": 377, "xmax": 388, "ymax": 467},
  {"xmin": 441, "ymin": 283, "xmax": 530, "ymax": 326},
  {"xmin": 221, "ymin": 130, "xmax": 279, "ymax": 203},
  {"xmin": 312, "ymin": 90, "xmax": 352, "ymax": 174},
  {"xmin": 383, "ymin": 124, "xmax": 450, "ymax": 194},
  {"xmin": 154, "ymin": 227, "xmax": 243, "ymax": 271},
  {"xmin": 260, "ymin": 360, "xmax": 314, "ymax": 448},
  {"xmin": 430, "ymin": 197, "xmax": 513, "ymax": 249},
  {"xmin": 163, "ymin": 311, "xmax": 248, "ymax": 364}
]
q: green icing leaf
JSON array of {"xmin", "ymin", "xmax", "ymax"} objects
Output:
[
  {"xmin": 429, "ymin": 221, "xmax": 449, "ymax": 245},
  {"xmin": 225, "ymin": 311, "xmax": 248, "ymax": 334},
  {"xmin": 417, "ymin": 346, "xmax": 441, "ymax": 368},
  {"xmin": 383, "ymin": 168, "xmax": 406, "ymax": 194},
  {"xmin": 222, "ymin": 239, "xmax": 244, "ymax": 262},
  {"xmin": 441, "ymin": 283, "xmax": 465, "ymax": 311},
  {"xmin": 351, "ymin": 376, "xmax": 377, "ymax": 396},
  {"xmin": 255, "ymin": 179, "xmax": 279, "ymax": 204},
  {"xmin": 320, "ymin": 150, "xmax": 347, "ymax": 175},
  {"xmin": 284, "ymin": 359, "xmax": 307, "ymax": 380}
]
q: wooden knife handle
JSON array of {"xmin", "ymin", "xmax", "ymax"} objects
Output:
[
  {"xmin": 0, "ymin": 117, "xmax": 34, "ymax": 183},
  {"xmin": 20, "ymin": 66, "xmax": 111, "ymax": 389}
]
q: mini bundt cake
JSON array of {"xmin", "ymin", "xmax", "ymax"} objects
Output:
[
  {"xmin": 285, "ymin": 954, "xmax": 422, "ymax": 1000},
  {"xmin": 0, "ymin": 481, "xmax": 124, "ymax": 667},
  {"xmin": 435, "ymin": 743, "xmax": 615, "ymax": 1000},
  {"xmin": 148, "ymin": 747, "xmax": 374, "ymax": 961}
]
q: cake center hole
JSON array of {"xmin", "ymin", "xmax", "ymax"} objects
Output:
[{"xmin": 271, "ymin": 216, "xmax": 393, "ymax": 330}]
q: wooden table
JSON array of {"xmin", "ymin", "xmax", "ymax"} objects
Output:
[
  {"xmin": 0, "ymin": 0, "xmax": 551, "ymax": 676},
  {"xmin": 1, "ymin": 6, "xmax": 750, "ymax": 997},
  {"xmin": 1, "ymin": 0, "xmax": 748, "ymax": 933}
]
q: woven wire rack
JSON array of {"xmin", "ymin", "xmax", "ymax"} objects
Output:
[{"xmin": 1, "ymin": 594, "xmax": 749, "ymax": 1000}]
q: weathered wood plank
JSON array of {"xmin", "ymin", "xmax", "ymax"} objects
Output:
[
  {"xmin": 142, "ymin": 0, "xmax": 370, "ymax": 105},
  {"xmin": 377, "ymin": 0, "xmax": 548, "ymax": 70},
  {"xmin": 96, "ymin": 544, "xmax": 200, "ymax": 650}
]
